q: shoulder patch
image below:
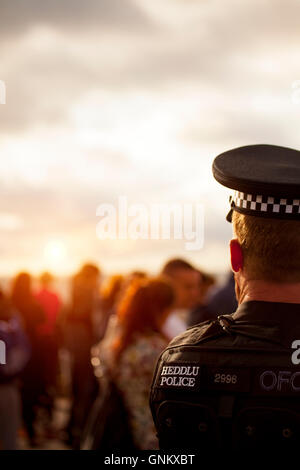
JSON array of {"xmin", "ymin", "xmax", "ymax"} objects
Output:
[{"xmin": 156, "ymin": 361, "xmax": 201, "ymax": 391}]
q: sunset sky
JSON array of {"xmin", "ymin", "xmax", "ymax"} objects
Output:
[{"xmin": 0, "ymin": 0, "xmax": 300, "ymax": 277}]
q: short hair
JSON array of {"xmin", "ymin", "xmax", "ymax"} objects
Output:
[
  {"xmin": 162, "ymin": 258, "xmax": 195, "ymax": 277},
  {"xmin": 79, "ymin": 263, "xmax": 100, "ymax": 279},
  {"xmin": 232, "ymin": 211, "xmax": 300, "ymax": 282},
  {"xmin": 39, "ymin": 271, "xmax": 53, "ymax": 286}
]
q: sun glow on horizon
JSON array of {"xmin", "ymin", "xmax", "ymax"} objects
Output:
[{"xmin": 43, "ymin": 239, "xmax": 68, "ymax": 273}]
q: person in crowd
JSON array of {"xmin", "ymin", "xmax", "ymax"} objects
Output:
[
  {"xmin": 10, "ymin": 272, "xmax": 45, "ymax": 447},
  {"xmin": 98, "ymin": 274, "xmax": 124, "ymax": 341},
  {"xmin": 126, "ymin": 270, "xmax": 147, "ymax": 282},
  {"xmin": 0, "ymin": 289, "xmax": 30, "ymax": 450},
  {"xmin": 196, "ymin": 270, "xmax": 216, "ymax": 305},
  {"xmin": 160, "ymin": 258, "xmax": 200, "ymax": 338},
  {"xmin": 63, "ymin": 263, "xmax": 101, "ymax": 448},
  {"xmin": 101, "ymin": 275, "xmax": 124, "ymax": 316},
  {"xmin": 34, "ymin": 272, "xmax": 62, "ymax": 426},
  {"xmin": 100, "ymin": 271, "xmax": 148, "ymax": 349},
  {"xmin": 101, "ymin": 277, "xmax": 175, "ymax": 450},
  {"xmin": 188, "ymin": 271, "xmax": 237, "ymax": 327}
]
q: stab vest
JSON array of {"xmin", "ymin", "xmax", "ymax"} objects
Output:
[{"xmin": 150, "ymin": 312, "xmax": 300, "ymax": 450}]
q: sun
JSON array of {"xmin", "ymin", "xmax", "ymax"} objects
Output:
[{"xmin": 43, "ymin": 240, "xmax": 67, "ymax": 270}]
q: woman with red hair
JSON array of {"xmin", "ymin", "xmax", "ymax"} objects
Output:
[{"xmin": 102, "ymin": 277, "xmax": 174, "ymax": 450}]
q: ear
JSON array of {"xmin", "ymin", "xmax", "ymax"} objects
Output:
[{"xmin": 230, "ymin": 239, "xmax": 243, "ymax": 273}]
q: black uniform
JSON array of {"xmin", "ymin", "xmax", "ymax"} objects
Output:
[
  {"xmin": 150, "ymin": 301, "xmax": 300, "ymax": 450},
  {"xmin": 150, "ymin": 144, "xmax": 300, "ymax": 450}
]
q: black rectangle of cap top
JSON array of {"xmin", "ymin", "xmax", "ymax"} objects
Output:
[{"xmin": 212, "ymin": 144, "xmax": 300, "ymax": 198}]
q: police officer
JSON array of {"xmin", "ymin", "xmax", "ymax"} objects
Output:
[{"xmin": 150, "ymin": 144, "xmax": 300, "ymax": 450}]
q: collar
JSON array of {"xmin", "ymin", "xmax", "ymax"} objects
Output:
[
  {"xmin": 232, "ymin": 300, "xmax": 300, "ymax": 322},
  {"xmin": 231, "ymin": 301, "xmax": 300, "ymax": 346}
]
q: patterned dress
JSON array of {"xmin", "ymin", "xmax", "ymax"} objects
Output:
[{"xmin": 113, "ymin": 332, "xmax": 168, "ymax": 450}]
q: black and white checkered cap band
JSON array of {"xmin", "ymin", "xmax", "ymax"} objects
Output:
[{"xmin": 230, "ymin": 190, "xmax": 300, "ymax": 216}]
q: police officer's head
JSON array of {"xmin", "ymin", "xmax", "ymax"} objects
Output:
[
  {"xmin": 213, "ymin": 144, "xmax": 300, "ymax": 302},
  {"xmin": 230, "ymin": 212, "xmax": 300, "ymax": 292}
]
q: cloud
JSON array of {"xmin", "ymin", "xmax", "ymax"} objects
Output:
[
  {"xmin": 1, "ymin": 0, "xmax": 300, "ymax": 134},
  {"xmin": 0, "ymin": 0, "xmax": 152, "ymax": 37}
]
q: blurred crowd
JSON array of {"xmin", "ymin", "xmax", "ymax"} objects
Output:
[{"xmin": 0, "ymin": 258, "xmax": 237, "ymax": 450}]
